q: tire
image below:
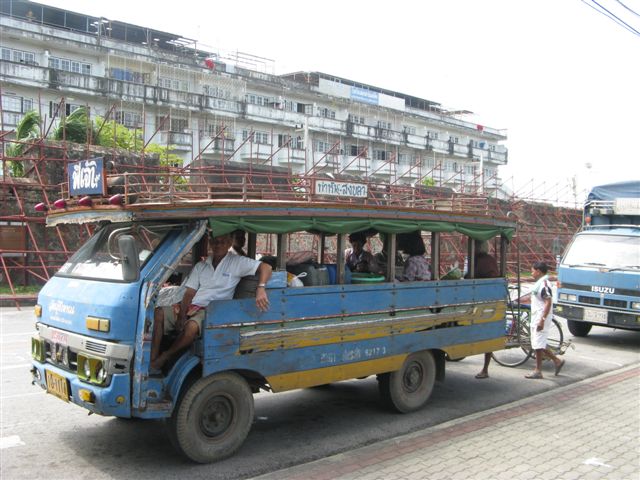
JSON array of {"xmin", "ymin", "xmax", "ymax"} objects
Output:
[
  {"xmin": 568, "ymin": 320, "xmax": 592, "ymax": 337},
  {"xmin": 378, "ymin": 351, "xmax": 436, "ymax": 413},
  {"xmin": 167, "ymin": 372, "xmax": 254, "ymax": 463},
  {"xmin": 492, "ymin": 310, "xmax": 533, "ymax": 368}
]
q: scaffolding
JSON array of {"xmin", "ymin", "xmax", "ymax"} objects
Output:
[{"xmin": 0, "ymin": 98, "xmax": 582, "ymax": 308}]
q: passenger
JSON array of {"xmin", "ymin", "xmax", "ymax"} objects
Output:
[
  {"xmin": 373, "ymin": 234, "xmax": 404, "ymax": 275},
  {"xmin": 398, "ymin": 231, "xmax": 431, "ymax": 281},
  {"xmin": 230, "ymin": 229, "xmax": 249, "ymax": 257},
  {"xmin": 150, "ymin": 233, "xmax": 272, "ymax": 371},
  {"xmin": 473, "ymin": 240, "xmax": 500, "ymax": 279},
  {"xmin": 472, "ymin": 240, "xmax": 500, "ymax": 379},
  {"xmin": 345, "ymin": 232, "xmax": 377, "ymax": 273}
]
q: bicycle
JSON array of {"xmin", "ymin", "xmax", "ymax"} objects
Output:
[{"xmin": 491, "ymin": 302, "xmax": 570, "ymax": 368}]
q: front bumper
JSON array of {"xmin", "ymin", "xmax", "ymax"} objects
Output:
[
  {"xmin": 556, "ymin": 303, "xmax": 640, "ymax": 330},
  {"xmin": 31, "ymin": 361, "xmax": 131, "ymax": 417}
]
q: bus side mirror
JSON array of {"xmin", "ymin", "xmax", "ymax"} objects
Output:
[{"xmin": 119, "ymin": 235, "xmax": 140, "ymax": 282}]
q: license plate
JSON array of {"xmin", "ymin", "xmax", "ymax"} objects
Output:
[
  {"xmin": 583, "ymin": 308, "xmax": 608, "ymax": 325},
  {"xmin": 46, "ymin": 370, "xmax": 70, "ymax": 402}
]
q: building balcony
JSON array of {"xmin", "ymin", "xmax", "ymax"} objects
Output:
[{"xmin": 158, "ymin": 131, "xmax": 192, "ymax": 149}]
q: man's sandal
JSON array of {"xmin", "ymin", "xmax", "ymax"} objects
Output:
[
  {"xmin": 554, "ymin": 359, "xmax": 565, "ymax": 376},
  {"xmin": 475, "ymin": 372, "xmax": 489, "ymax": 379},
  {"xmin": 525, "ymin": 372, "xmax": 543, "ymax": 379}
]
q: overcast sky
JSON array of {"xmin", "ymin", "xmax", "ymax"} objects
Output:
[{"xmin": 35, "ymin": 0, "xmax": 640, "ymax": 204}]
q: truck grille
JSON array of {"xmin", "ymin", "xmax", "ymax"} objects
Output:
[
  {"xmin": 85, "ymin": 340, "xmax": 107, "ymax": 354},
  {"xmin": 604, "ymin": 299, "xmax": 627, "ymax": 309},
  {"xmin": 578, "ymin": 296, "xmax": 600, "ymax": 305}
]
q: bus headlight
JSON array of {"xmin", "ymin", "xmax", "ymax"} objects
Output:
[
  {"xmin": 559, "ymin": 293, "xmax": 577, "ymax": 302},
  {"xmin": 78, "ymin": 355, "xmax": 107, "ymax": 385},
  {"xmin": 31, "ymin": 337, "xmax": 45, "ymax": 362}
]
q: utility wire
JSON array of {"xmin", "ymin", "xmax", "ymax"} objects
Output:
[
  {"xmin": 581, "ymin": 0, "xmax": 640, "ymax": 36},
  {"xmin": 614, "ymin": 0, "xmax": 640, "ymax": 17}
]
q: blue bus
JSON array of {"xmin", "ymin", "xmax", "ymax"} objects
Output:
[
  {"xmin": 30, "ymin": 178, "xmax": 516, "ymax": 463},
  {"xmin": 556, "ymin": 181, "xmax": 640, "ymax": 336}
]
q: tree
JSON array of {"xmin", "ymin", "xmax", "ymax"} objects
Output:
[
  {"xmin": 5, "ymin": 110, "xmax": 41, "ymax": 177},
  {"xmin": 53, "ymin": 106, "xmax": 96, "ymax": 144}
]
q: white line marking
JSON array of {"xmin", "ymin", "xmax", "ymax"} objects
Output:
[{"xmin": 0, "ymin": 435, "xmax": 26, "ymax": 450}]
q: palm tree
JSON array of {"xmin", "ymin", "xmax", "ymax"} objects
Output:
[
  {"xmin": 53, "ymin": 106, "xmax": 96, "ymax": 144},
  {"xmin": 5, "ymin": 110, "xmax": 41, "ymax": 177}
]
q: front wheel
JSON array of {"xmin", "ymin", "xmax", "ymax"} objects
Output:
[
  {"xmin": 167, "ymin": 372, "xmax": 254, "ymax": 463},
  {"xmin": 378, "ymin": 350, "xmax": 436, "ymax": 413},
  {"xmin": 492, "ymin": 310, "xmax": 533, "ymax": 367},
  {"xmin": 567, "ymin": 320, "xmax": 592, "ymax": 337}
]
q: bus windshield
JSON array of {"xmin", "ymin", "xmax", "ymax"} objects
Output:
[
  {"xmin": 562, "ymin": 234, "xmax": 640, "ymax": 270},
  {"xmin": 57, "ymin": 222, "xmax": 176, "ymax": 281}
]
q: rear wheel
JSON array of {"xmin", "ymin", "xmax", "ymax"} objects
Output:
[
  {"xmin": 167, "ymin": 372, "xmax": 254, "ymax": 463},
  {"xmin": 567, "ymin": 320, "xmax": 592, "ymax": 337},
  {"xmin": 378, "ymin": 351, "xmax": 436, "ymax": 413}
]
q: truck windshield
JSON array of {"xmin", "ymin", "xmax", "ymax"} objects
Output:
[
  {"xmin": 57, "ymin": 222, "xmax": 175, "ymax": 281},
  {"xmin": 562, "ymin": 234, "xmax": 640, "ymax": 270}
]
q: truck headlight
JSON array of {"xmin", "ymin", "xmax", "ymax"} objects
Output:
[
  {"xmin": 559, "ymin": 293, "xmax": 577, "ymax": 302},
  {"xmin": 632, "ymin": 302, "xmax": 640, "ymax": 310}
]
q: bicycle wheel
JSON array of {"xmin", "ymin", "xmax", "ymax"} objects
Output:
[
  {"xmin": 545, "ymin": 318, "xmax": 564, "ymax": 357},
  {"xmin": 492, "ymin": 310, "xmax": 533, "ymax": 368}
]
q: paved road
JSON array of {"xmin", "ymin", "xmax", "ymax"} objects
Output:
[{"xmin": 1, "ymin": 307, "xmax": 638, "ymax": 479}]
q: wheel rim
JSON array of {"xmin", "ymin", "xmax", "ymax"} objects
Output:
[
  {"xmin": 200, "ymin": 395, "xmax": 234, "ymax": 438},
  {"xmin": 402, "ymin": 361, "xmax": 424, "ymax": 393}
]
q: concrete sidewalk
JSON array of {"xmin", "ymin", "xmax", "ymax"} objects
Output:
[{"xmin": 254, "ymin": 364, "xmax": 640, "ymax": 480}]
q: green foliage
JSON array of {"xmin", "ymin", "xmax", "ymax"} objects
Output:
[
  {"xmin": 145, "ymin": 143, "xmax": 187, "ymax": 186},
  {"xmin": 6, "ymin": 110, "xmax": 41, "ymax": 177},
  {"xmin": 94, "ymin": 116, "xmax": 143, "ymax": 150},
  {"xmin": 422, "ymin": 177, "xmax": 436, "ymax": 187},
  {"xmin": 0, "ymin": 285, "xmax": 41, "ymax": 295},
  {"xmin": 53, "ymin": 106, "xmax": 96, "ymax": 144}
]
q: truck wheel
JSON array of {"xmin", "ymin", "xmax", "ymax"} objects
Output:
[
  {"xmin": 568, "ymin": 320, "xmax": 592, "ymax": 337},
  {"xmin": 168, "ymin": 372, "xmax": 254, "ymax": 463},
  {"xmin": 378, "ymin": 351, "xmax": 436, "ymax": 413}
]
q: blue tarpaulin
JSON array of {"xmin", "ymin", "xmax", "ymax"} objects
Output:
[{"xmin": 587, "ymin": 181, "xmax": 640, "ymax": 202}]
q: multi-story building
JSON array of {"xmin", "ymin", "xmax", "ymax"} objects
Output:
[{"xmin": 1, "ymin": 0, "xmax": 507, "ymax": 193}]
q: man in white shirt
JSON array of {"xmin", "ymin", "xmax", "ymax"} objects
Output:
[
  {"xmin": 525, "ymin": 261, "xmax": 565, "ymax": 379},
  {"xmin": 151, "ymin": 233, "xmax": 271, "ymax": 370}
]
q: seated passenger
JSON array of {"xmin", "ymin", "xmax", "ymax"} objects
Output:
[
  {"xmin": 474, "ymin": 240, "xmax": 500, "ymax": 278},
  {"xmin": 345, "ymin": 232, "xmax": 377, "ymax": 273},
  {"xmin": 398, "ymin": 231, "xmax": 431, "ymax": 281},
  {"xmin": 373, "ymin": 234, "xmax": 404, "ymax": 275},
  {"xmin": 150, "ymin": 233, "xmax": 272, "ymax": 371},
  {"xmin": 230, "ymin": 229, "xmax": 249, "ymax": 257}
]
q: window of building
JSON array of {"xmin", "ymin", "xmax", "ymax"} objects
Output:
[
  {"xmin": 110, "ymin": 68, "xmax": 147, "ymax": 83},
  {"xmin": 427, "ymin": 131, "xmax": 439, "ymax": 140},
  {"xmin": 449, "ymin": 136, "xmax": 459, "ymax": 144},
  {"xmin": 373, "ymin": 149, "xmax": 391, "ymax": 161},
  {"xmin": 403, "ymin": 125, "xmax": 416, "ymax": 135},
  {"xmin": 245, "ymin": 93, "xmax": 271, "ymax": 106},
  {"xmin": 349, "ymin": 144, "xmax": 366, "ymax": 156},
  {"xmin": 277, "ymin": 134, "xmax": 304, "ymax": 150},
  {"xmin": 1, "ymin": 47, "xmax": 36, "ymax": 64},
  {"xmin": 2, "ymin": 95, "xmax": 32, "ymax": 113},
  {"xmin": 242, "ymin": 130, "xmax": 270, "ymax": 144},
  {"xmin": 203, "ymin": 85, "xmax": 231, "ymax": 99},
  {"xmin": 48, "ymin": 101, "xmax": 82, "ymax": 118},
  {"xmin": 318, "ymin": 108, "xmax": 336, "ymax": 119},
  {"xmin": 377, "ymin": 120, "xmax": 391, "ymax": 130},
  {"xmin": 115, "ymin": 111, "xmax": 142, "ymax": 128},
  {"xmin": 159, "ymin": 77, "xmax": 189, "ymax": 91},
  {"xmin": 348, "ymin": 114, "xmax": 365, "ymax": 125},
  {"xmin": 49, "ymin": 56, "xmax": 91, "ymax": 75}
]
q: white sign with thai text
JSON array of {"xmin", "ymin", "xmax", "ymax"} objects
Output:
[{"xmin": 315, "ymin": 180, "xmax": 368, "ymax": 199}]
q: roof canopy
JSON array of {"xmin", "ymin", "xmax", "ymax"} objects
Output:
[{"xmin": 208, "ymin": 216, "xmax": 515, "ymax": 241}]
